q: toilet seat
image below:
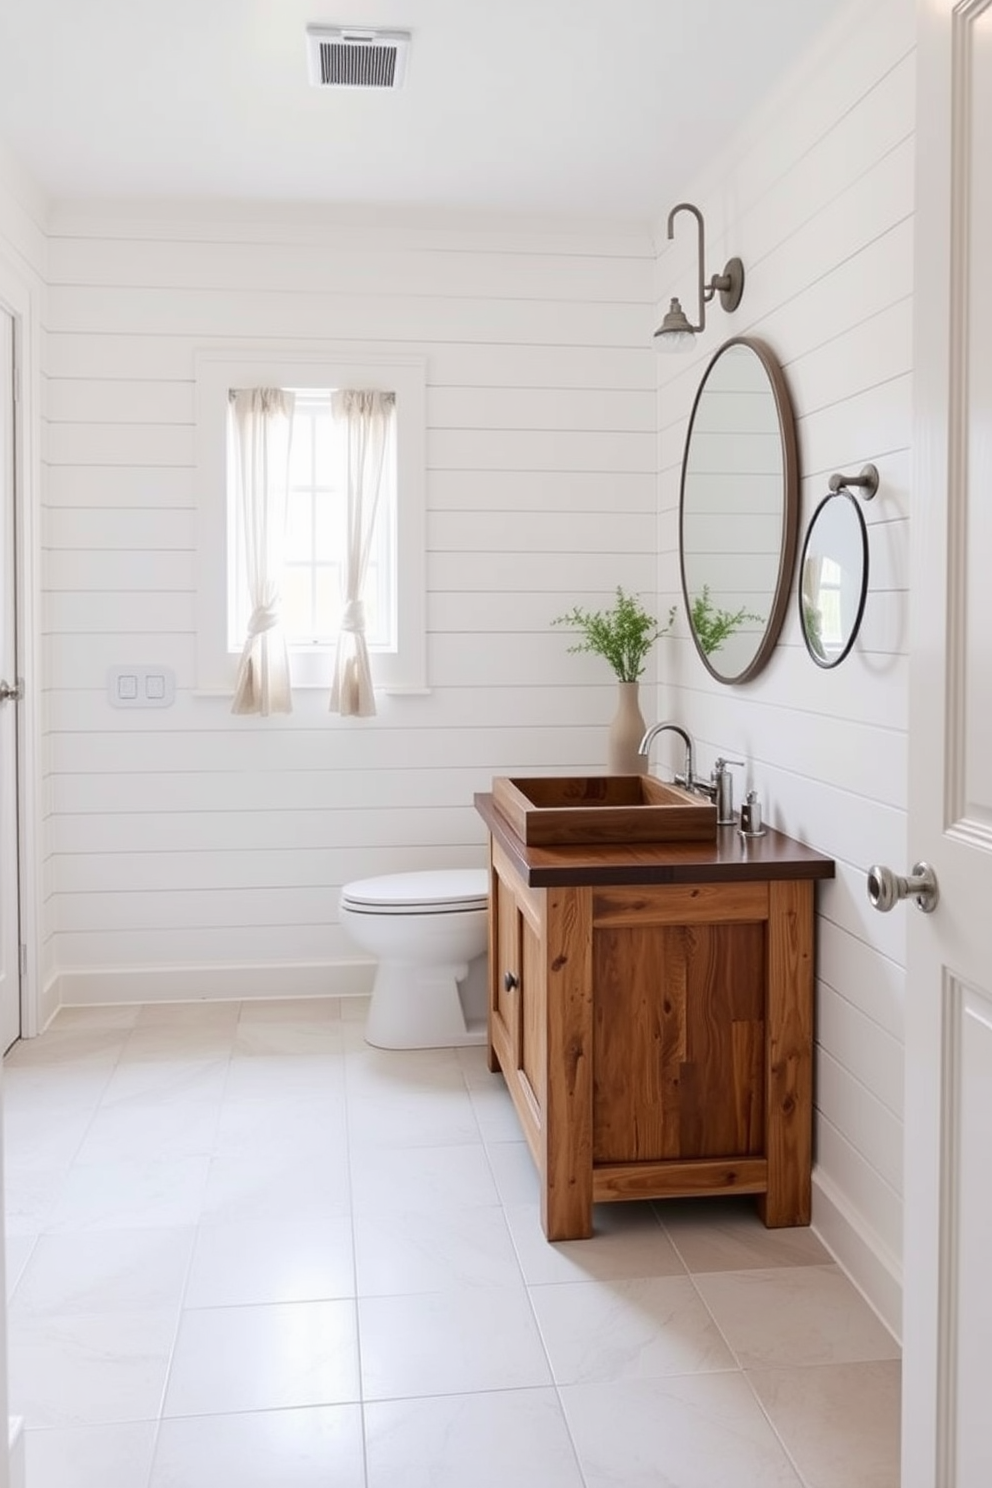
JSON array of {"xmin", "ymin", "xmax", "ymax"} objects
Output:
[{"xmin": 340, "ymin": 868, "xmax": 488, "ymax": 916}]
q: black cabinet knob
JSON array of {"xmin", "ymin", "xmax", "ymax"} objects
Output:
[{"xmin": 503, "ymin": 971, "xmax": 519, "ymax": 992}]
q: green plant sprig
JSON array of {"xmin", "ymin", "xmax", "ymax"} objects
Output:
[
  {"xmin": 552, "ymin": 587, "xmax": 676, "ymax": 682},
  {"xmin": 690, "ymin": 585, "xmax": 764, "ymax": 656}
]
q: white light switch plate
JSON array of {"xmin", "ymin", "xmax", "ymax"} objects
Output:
[{"xmin": 107, "ymin": 665, "xmax": 176, "ymax": 708}]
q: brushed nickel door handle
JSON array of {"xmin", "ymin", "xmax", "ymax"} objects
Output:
[
  {"xmin": 0, "ymin": 678, "xmax": 22, "ymax": 703},
  {"xmin": 867, "ymin": 861, "xmax": 939, "ymax": 914}
]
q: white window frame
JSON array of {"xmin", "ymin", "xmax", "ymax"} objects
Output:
[{"xmin": 194, "ymin": 347, "xmax": 427, "ymax": 697}]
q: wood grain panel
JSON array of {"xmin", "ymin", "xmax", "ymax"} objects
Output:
[
  {"xmin": 592, "ymin": 919, "xmax": 765, "ymax": 1164},
  {"xmin": 594, "ymin": 1157, "xmax": 768, "ymax": 1202},
  {"xmin": 593, "ymin": 882, "xmax": 769, "ymax": 926},
  {"xmin": 759, "ymin": 879, "xmax": 814, "ymax": 1226},
  {"xmin": 520, "ymin": 909, "xmax": 546, "ymax": 1112},
  {"xmin": 542, "ymin": 885, "xmax": 593, "ymax": 1240}
]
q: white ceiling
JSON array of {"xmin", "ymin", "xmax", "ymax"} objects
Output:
[{"xmin": 0, "ymin": 0, "xmax": 847, "ymax": 222}]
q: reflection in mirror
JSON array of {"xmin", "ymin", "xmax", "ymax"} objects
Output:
[
  {"xmin": 680, "ymin": 337, "xmax": 798, "ymax": 684},
  {"xmin": 799, "ymin": 490, "xmax": 869, "ymax": 668}
]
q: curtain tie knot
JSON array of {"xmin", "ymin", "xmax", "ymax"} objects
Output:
[
  {"xmin": 247, "ymin": 602, "xmax": 280, "ymax": 638},
  {"xmin": 341, "ymin": 600, "xmax": 366, "ymax": 634}
]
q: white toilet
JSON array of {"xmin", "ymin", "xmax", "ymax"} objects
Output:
[{"xmin": 338, "ymin": 868, "xmax": 490, "ymax": 1049}]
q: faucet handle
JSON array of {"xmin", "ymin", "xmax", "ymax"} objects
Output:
[{"xmin": 713, "ymin": 757, "xmax": 744, "ymax": 777}]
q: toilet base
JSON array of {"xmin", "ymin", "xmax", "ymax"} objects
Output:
[{"xmin": 364, "ymin": 958, "xmax": 488, "ymax": 1050}]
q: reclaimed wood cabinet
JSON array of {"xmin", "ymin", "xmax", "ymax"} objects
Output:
[{"xmin": 477, "ymin": 792, "xmax": 834, "ymax": 1241}]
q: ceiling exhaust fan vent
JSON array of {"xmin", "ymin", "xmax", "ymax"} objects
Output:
[{"xmin": 306, "ymin": 27, "xmax": 411, "ymax": 90}]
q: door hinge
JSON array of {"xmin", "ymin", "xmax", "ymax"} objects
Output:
[{"xmin": 18, "ymin": 944, "xmax": 27, "ymax": 977}]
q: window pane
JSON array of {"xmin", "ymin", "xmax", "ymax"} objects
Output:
[
  {"xmin": 281, "ymin": 566, "xmax": 313, "ymax": 641},
  {"xmin": 284, "ymin": 491, "xmax": 313, "ymax": 562},
  {"xmin": 314, "ymin": 490, "xmax": 343, "ymax": 556},
  {"xmin": 314, "ymin": 407, "xmax": 340, "ymax": 486},
  {"xmin": 314, "ymin": 565, "xmax": 343, "ymax": 638},
  {"xmin": 288, "ymin": 412, "xmax": 314, "ymax": 487}
]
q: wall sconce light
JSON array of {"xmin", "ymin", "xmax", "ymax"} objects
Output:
[{"xmin": 653, "ymin": 202, "xmax": 745, "ymax": 352}]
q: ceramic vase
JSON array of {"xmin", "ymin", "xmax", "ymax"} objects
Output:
[{"xmin": 607, "ymin": 680, "xmax": 648, "ymax": 774}]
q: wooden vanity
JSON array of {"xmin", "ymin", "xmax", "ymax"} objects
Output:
[{"xmin": 475, "ymin": 789, "xmax": 835, "ymax": 1241}]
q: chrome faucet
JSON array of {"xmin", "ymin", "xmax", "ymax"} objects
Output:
[
  {"xmin": 638, "ymin": 722, "xmax": 694, "ymax": 788},
  {"xmin": 639, "ymin": 723, "xmax": 743, "ymax": 824},
  {"xmin": 691, "ymin": 756, "xmax": 744, "ymax": 825}
]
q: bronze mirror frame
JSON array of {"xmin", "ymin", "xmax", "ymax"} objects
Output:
[{"xmin": 678, "ymin": 335, "xmax": 800, "ymax": 685}]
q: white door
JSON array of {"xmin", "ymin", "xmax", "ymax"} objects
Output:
[
  {"xmin": 0, "ymin": 304, "xmax": 20, "ymax": 1052},
  {"xmin": 901, "ymin": 2, "xmax": 992, "ymax": 1484}
]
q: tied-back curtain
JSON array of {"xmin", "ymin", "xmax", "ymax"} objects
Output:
[
  {"xmin": 229, "ymin": 388, "xmax": 296, "ymax": 716},
  {"xmin": 330, "ymin": 389, "xmax": 396, "ymax": 717}
]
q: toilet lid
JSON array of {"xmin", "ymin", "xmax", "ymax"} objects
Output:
[{"xmin": 340, "ymin": 868, "xmax": 489, "ymax": 914}]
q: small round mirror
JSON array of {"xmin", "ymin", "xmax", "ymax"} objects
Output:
[{"xmin": 799, "ymin": 490, "xmax": 869, "ymax": 667}]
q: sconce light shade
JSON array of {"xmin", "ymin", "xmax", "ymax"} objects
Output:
[
  {"xmin": 653, "ymin": 202, "xmax": 745, "ymax": 352},
  {"xmin": 653, "ymin": 297, "xmax": 697, "ymax": 352}
]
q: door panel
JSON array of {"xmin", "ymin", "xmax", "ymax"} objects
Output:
[
  {"xmin": 905, "ymin": 2, "xmax": 992, "ymax": 1481},
  {"xmin": 0, "ymin": 305, "xmax": 20, "ymax": 1052}
]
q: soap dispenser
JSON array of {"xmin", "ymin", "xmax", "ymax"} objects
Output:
[{"xmin": 740, "ymin": 790, "xmax": 764, "ymax": 837}]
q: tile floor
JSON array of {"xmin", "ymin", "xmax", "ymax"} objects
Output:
[{"xmin": 2, "ymin": 998, "xmax": 901, "ymax": 1487}]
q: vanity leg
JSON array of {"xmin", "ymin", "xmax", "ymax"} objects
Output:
[
  {"xmin": 759, "ymin": 879, "xmax": 814, "ymax": 1227},
  {"xmin": 541, "ymin": 886, "xmax": 594, "ymax": 1240}
]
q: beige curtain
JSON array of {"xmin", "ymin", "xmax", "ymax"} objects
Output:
[
  {"xmin": 329, "ymin": 389, "xmax": 396, "ymax": 717},
  {"xmin": 229, "ymin": 388, "xmax": 296, "ymax": 716}
]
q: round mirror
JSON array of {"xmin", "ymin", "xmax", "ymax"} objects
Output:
[
  {"xmin": 798, "ymin": 490, "xmax": 869, "ymax": 668},
  {"xmin": 680, "ymin": 337, "xmax": 799, "ymax": 684}
]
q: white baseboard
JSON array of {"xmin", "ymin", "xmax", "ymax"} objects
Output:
[
  {"xmin": 9, "ymin": 1416, "xmax": 24, "ymax": 1488},
  {"xmin": 811, "ymin": 1166, "xmax": 902, "ymax": 1345},
  {"xmin": 52, "ymin": 960, "xmax": 375, "ymax": 1009}
]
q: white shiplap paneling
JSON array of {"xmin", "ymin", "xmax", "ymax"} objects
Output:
[{"xmin": 654, "ymin": 0, "xmax": 914, "ymax": 1336}]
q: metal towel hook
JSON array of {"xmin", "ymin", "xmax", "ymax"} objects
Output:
[{"xmin": 828, "ymin": 463, "xmax": 879, "ymax": 501}]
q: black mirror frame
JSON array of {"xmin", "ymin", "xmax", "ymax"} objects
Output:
[
  {"xmin": 679, "ymin": 336, "xmax": 800, "ymax": 685},
  {"xmin": 798, "ymin": 488, "xmax": 869, "ymax": 669}
]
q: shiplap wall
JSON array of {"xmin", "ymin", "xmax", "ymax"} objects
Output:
[
  {"xmin": 654, "ymin": 0, "xmax": 913, "ymax": 1335},
  {"xmin": 42, "ymin": 207, "xmax": 657, "ymax": 1000}
]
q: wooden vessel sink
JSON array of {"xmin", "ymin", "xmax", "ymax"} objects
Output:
[{"xmin": 491, "ymin": 774, "xmax": 717, "ymax": 847}]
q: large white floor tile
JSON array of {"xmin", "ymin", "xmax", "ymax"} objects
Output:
[
  {"xmin": 9, "ymin": 1309, "xmax": 178, "ymax": 1427},
  {"xmin": 238, "ymin": 997, "xmax": 342, "ymax": 1023},
  {"xmin": 4, "ymin": 1233, "xmax": 37, "ymax": 1299},
  {"xmin": 199, "ymin": 1150, "xmax": 351, "ymax": 1226},
  {"xmin": 659, "ymin": 1196, "xmax": 832, "ymax": 1272},
  {"xmin": 3, "ymin": 1102, "xmax": 94, "ymax": 1172},
  {"xmin": 53, "ymin": 1005, "xmax": 143, "ymax": 1031},
  {"xmin": 484, "ymin": 1140, "xmax": 541, "ymax": 1207},
  {"xmin": 468, "ymin": 1080, "xmax": 527, "ymax": 1141},
  {"xmin": 343, "ymin": 1043, "xmax": 465, "ymax": 1097},
  {"xmin": 365, "ymin": 1388, "xmax": 586, "ymax": 1488},
  {"xmin": 222, "ymin": 1053, "xmax": 345, "ymax": 1102},
  {"xmin": 25, "ymin": 1421, "xmax": 157, "ymax": 1488},
  {"xmin": 693, "ymin": 1265, "xmax": 901, "ymax": 1368},
  {"xmin": 136, "ymin": 1003, "xmax": 240, "ymax": 1029},
  {"xmin": 163, "ymin": 1301, "xmax": 360, "ymax": 1416},
  {"xmin": 560, "ymin": 1374, "xmax": 803, "ymax": 1487},
  {"xmin": 530, "ymin": 1275, "xmax": 735, "ymax": 1385},
  {"xmin": 359, "ymin": 1288, "xmax": 552, "ymax": 1399},
  {"xmin": 184, "ymin": 1212, "xmax": 355, "ymax": 1306},
  {"xmin": 121, "ymin": 1028, "xmax": 236, "ymax": 1064},
  {"xmin": 73, "ymin": 1102, "xmax": 221, "ymax": 1165},
  {"xmin": 99, "ymin": 1058, "xmax": 230, "ymax": 1111},
  {"xmin": 212, "ymin": 1094, "xmax": 348, "ymax": 1165},
  {"xmin": 11, "ymin": 1227, "xmax": 195, "ymax": 1319},
  {"xmin": 149, "ymin": 1405, "xmax": 365, "ymax": 1488},
  {"xmin": 506, "ymin": 1200, "xmax": 684, "ymax": 1286},
  {"xmin": 748, "ymin": 1359, "xmax": 901, "ymax": 1488},
  {"xmin": 348, "ymin": 1088, "xmax": 482, "ymax": 1148},
  {"xmin": 44, "ymin": 1154, "xmax": 211, "ymax": 1234},
  {"xmin": 354, "ymin": 1205, "xmax": 523, "ymax": 1295},
  {"xmin": 349, "ymin": 1141, "xmax": 500, "ymax": 1213},
  {"xmin": 4, "ymin": 1166, "xmax": 69, "ymax": 1237},
  {"xmin": 233, "ymin": 1020, "xmax": 344, "ymax": 1057}
]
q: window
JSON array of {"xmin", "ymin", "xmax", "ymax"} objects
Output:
[
  {"xmin": 227, "ymin": 390, "xmax": 396, "ymax": 654},
  {"xmin": 195, "ymin": 350, "xmax": 426, "ymax": 698}
]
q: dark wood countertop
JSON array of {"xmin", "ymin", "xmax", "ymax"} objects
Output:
[{"xmin": 475, "ymin": 792, "xmax": 836, "ymax": 888}]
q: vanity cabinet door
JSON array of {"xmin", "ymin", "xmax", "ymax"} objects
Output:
[{"xmin": 488, "ymin": 845, "xmax": 547, "ymax": 1152}]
